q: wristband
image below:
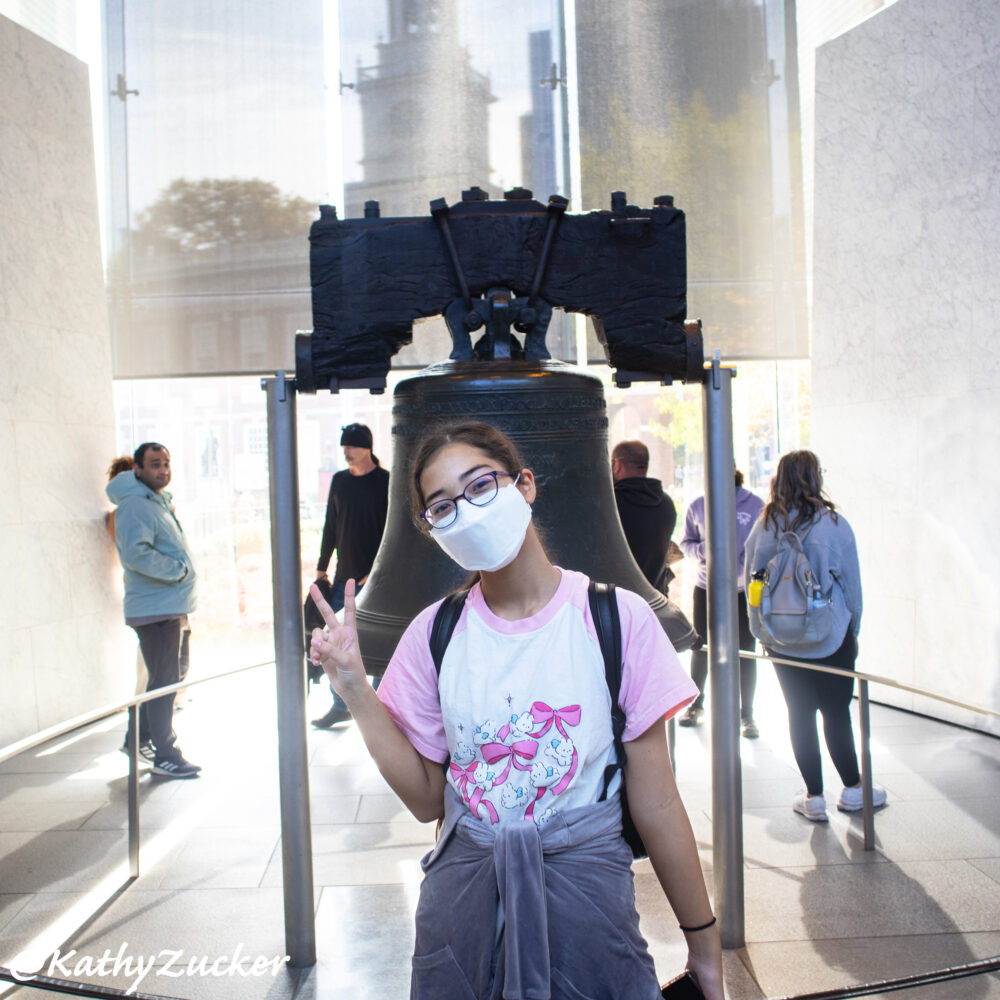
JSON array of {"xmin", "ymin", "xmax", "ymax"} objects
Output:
[{"xmin": 679, "ymin": 916, "xmax": 717, "ymax": 933}]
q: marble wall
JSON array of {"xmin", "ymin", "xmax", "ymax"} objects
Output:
[
  {"xmin": 0, "ymin": 15, "xmax": 132, "ymax": 747},
  {"xmin": 811, "ymin": 0, "xmax": 1000, "ymax": 734}
]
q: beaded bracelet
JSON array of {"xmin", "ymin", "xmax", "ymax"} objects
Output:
[{"xmin": 679, "ymin": 916, "xmax": 717, "ymax": 933}]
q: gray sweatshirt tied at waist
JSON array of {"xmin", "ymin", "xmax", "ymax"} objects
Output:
[{"xmin": 410, "ymin": 786, "xmax": 662, "ymax": 1000}]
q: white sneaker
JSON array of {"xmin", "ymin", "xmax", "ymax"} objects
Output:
[
  {"xmin": 793, "ymin": 793, "xmax": 828, "ymax": 822},
  {"xmin": 837, "ymin": 783, "xmax": 887, "ymax": 812}
]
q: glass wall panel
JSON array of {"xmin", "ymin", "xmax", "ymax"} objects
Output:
[
  {"xmin": 575, "ymin": 0, "xmax": 809, "ymax": 360},
  {"xmin": 110, "ymin": 360, "xmax": 807, "ymax": 649},
  {"xmin": 105, "ymin": 0, "xmax": 328, "ymax": 377},
  {"xmin": 337, "ymin": 0, "xmax": 575, "ymax": 366},
  {"xmin": 112, "ymin": 375, "xmax": 403, "ymax": 655},
  {"xmin": 109, "ymin": 360, "xmax": 805, "ymax": 650},
  {"xmin": 603, "ymin": 359, "xmax": 810, "ymax": 614}
]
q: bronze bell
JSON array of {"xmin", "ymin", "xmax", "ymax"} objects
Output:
[{"xmin": 354, "ymin": 358, "xmax": 698, "ymax": 674}]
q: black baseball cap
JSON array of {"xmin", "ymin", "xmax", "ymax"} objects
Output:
[{"xmin": 340, "ymin": 423, "xmax": 373, "ymax": 449}]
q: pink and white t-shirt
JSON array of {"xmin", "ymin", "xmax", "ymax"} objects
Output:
[{"xmin": 377, "ymin": 569, "xmax": 697, "ymax": 828}]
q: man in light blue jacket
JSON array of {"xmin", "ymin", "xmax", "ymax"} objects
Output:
[{"xmin": 107, "ymin": 443, "xmax": 200, "ymax": 778}]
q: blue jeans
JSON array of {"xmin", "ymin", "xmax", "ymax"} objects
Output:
[{"xmin": 326, "ymin": 580, "xmax": 380, "ymax": 709}]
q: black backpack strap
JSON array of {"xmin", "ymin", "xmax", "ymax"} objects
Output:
[
  {"xmin": 589, "ymin": 581, "xmax": 626, "ymax": 802},
  {"xmin": 430, "ymin": 589, "xmax": 470, "ymax": 676},
  {"xmin": 430, "ymin": 589, "xmax": 470, "ymax": 776}
]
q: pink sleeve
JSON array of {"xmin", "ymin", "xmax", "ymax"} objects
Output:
[
  {"xmin": 375, "ymin": 602, "xmax": 450, "ymax": 764},
  {"xmin": 615, "ymin": 589, "xmax": 698, "ymax": 741}
]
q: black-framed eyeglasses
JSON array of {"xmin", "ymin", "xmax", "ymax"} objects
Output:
[{"xmin": 421, "ymin": 471, "xmax": 518, "ymax": 529}]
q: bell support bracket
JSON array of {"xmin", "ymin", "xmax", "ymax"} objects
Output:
[{"xmin": 297, "ymin": 187, "xmax": 703, "ymax": 393}]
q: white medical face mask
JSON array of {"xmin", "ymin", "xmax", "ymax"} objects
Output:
[{"xmin": 430, "ymin": 482, "xmax": 532, "ymax": 572}]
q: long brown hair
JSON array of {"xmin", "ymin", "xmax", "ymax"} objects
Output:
[
  {"xmin": 409, "ymin": 421, "xmax": 524, "ymax": 532},
  {"xmin": 763, "ymin": 450, "xmax": 837, "ymax": 535}
]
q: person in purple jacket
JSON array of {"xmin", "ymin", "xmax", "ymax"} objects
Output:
[{"xmin": 678, "ymin": 470, "xmax": 765, "ymax": 737}]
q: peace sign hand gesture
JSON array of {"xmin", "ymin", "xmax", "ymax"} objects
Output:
[{"xmin": 308, "ymin": 579, "xmax": 368, "ymax": 697}]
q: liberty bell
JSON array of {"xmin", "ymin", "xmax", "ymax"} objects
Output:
[{"xmin": 297, "ymin": 188, "xmax": 703, "ymax": 674}]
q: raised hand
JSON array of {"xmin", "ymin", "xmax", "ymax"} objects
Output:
[{"xmin": 308, "ymin": 579, "xmax": 367, "ymax": 696}]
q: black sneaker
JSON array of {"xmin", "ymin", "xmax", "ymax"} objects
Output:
[
  {"xmin": 152, "ymin": 755, "xmax": 201, "ymax": 779},
  {"xmin": 119, "ymin": 741, "xmax": 156, "ymax": 764},
  {"xmin": 678, "ymin": 706, "xmax": 704, "ymax": 728},
  {"xmin": 311, "ymin": 707, "xmax": 352, "ymax": 729}
]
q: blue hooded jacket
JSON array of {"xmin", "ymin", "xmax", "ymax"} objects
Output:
[{"xmin": 106, "ymin": 470, "xmax": 197, "ymax": 621}]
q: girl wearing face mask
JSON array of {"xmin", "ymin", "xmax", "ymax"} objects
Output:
[{"xmin": 309, "ymin": 421, "xmax": 724, "ymax": 1000}]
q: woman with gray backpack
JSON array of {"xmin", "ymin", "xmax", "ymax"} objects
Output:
[{"xmin": 744, "ymin": 450, "xmax": 887, "ymax": 823}]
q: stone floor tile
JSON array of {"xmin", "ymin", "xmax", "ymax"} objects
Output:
[
  {"xmin": 740, "ymin": 807, "xmax": 888, "ymax": 869},
  {"xmin": 743, "ymin": 931, "xmax": 1000, "ymax": 1000},
  {"xmin": 967, "ymin": 857, "xmax": 1000, "ymax": 885},
  {"xmin": 0, "ymin": 891, "xmax": 32, "ymax": 935},
  {"xmin": 842, "ymin": 797, "xmax": 999, "ymax": 862},
  {"xmin": 307, "ymin": 794, "xmax": 362, "ymax": 825},
  {"xmin": 260, "ymin": 822, "xmax": 434, "ymax": 889},
  {"xmin": 353, "ymin": 793, "xmax": 416, "ymax": 824},
  {"xmin": 304, "ymin": 884, "xmax": 417, "ymax": 1000},
  {"xmin": 2, "ymin": 800, "xmax": 103, "ymax": 832},
  {"xmin": 139, "ymin": 828, "xmax": 282, "ymax": 891},
  {"xmin": 0, "ymin": 830, "xmax": 129, "ymax": 894},
  {"xmin": 744, "ymin": 857, "xmax": 1000, "ymax": 941}
]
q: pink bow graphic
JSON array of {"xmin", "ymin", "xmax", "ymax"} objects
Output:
[
  {"xmin": 470, "ymin": 788, "xmax": 499, "ymax": 824},
  {"xmin": 550, "ymin": 750, "xmax": 578, "ymax": 794},
  {"xmin": 481, "ymin": 739, "xmax": 537, "ymax": 785},
  {"xmin": 524, "ymin": 745, "xmax": 580, "ymax": 820},
  {"xmin": 449, "ymin": 760, "xmax": 477, "ymax": 801},
  {"xmin": 529, "ymin": 702, "xmax": 581, "ymax": 739},
  {"xmin": 448, "ymin": 760, "xmax": 500, "ymax": 825},
  {"xmin": 525, "ymin": 785, "xmax": 547, "ymax": 821}
]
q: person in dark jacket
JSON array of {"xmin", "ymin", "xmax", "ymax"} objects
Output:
[
  {"xmin": 311, "ymin": 423, "xmax": 390, "ymax": 728},
  {"xmin": 611, "ymin": 440, "xmax": 677, "ymax": 593}
]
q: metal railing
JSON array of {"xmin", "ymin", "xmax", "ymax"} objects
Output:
[
  {"xmin": 1, "ymin": 650, "xmax": 997, "ymax": 999},
  {"xmin": 0, "ymin": 659, "xmax": 274, "ymax": 876},
  {"xmin": 0, "ymin": 660, "xmax": 276, "ymax": 999},
  {"xmin": 738, "ymin": 648, "xmax": 1000, "ymax": 851},
  {"xmin": 683, "ymin": 642, "xmax": 1000, "ymax": 852}
]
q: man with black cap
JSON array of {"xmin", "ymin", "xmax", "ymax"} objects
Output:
[{"xmin": 312, "ymin": 423, "xmax": 390, "ymax": 727}]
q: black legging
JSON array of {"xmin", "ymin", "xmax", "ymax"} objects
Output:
[
  {"xmin": 770, "ymin": 630, "xmax": 861, "ymax": 796},
  {"xmin": 690, "ymin": 586, "xmax": 757, "ymax": 719}
]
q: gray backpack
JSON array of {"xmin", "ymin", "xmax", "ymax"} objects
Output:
[{"xmin": 748, "ymin": 521, "xmax": 833, "ymax": 649}]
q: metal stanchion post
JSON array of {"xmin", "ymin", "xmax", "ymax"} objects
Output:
[
  {"xmin": 702, "ymin": 355, "xmax": 745, "ymax": 948},
  {"xmin": 126, "ymin": 703, "xmax": 139, "ymax": 878},
  {"xmin": 858, "ymin": 679, "xmax": 875, "ymax": 851},
  {"xmin": 264, "ymin": 372, "xmax": 317, "ymax": 968}
]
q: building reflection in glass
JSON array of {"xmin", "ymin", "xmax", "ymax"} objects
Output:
[{"xmin": 106, "ymin": 0, "xmax": 326, "ymax": 377}]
